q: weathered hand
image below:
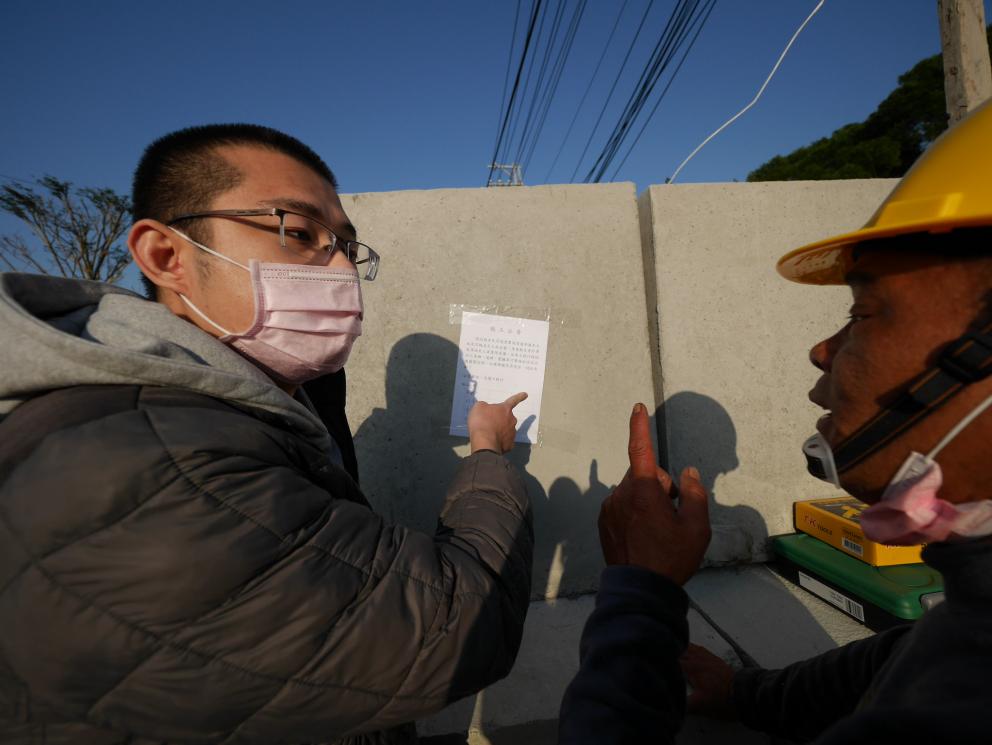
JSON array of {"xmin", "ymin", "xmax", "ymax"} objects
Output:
[
  {"xmin": 681, "ymin": 643, "xmax": 737, "ymax": 720},
  {"xmin": 598, "ymin": 403, "xmax": 711, "ymax": 585},
  {"xmin": 468, "ymin": 392, "xmax": 528, "ymax": 454}
]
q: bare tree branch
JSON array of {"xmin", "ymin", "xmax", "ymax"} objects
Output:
[
  {"xmin": 1, "ymin": 181, "xmax": 74, "ymax": 278},
  {"xmin": 0, "ymin": 176, "xmax": 132, "ymax": 284},
  {"xmin": 0, "ymin": 234, "xmax": 57, "ymax": 276}
]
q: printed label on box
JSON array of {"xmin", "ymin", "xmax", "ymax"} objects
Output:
[{"xmin": 798, "ymin": 571, "xmax": 866, "ymax": 623}]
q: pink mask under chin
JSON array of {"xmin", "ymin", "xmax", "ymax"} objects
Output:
[
  {"xmin": 860, "ymin": 453, "xmax": 992, "ymax": 545},
  {"xmin": 817, "ymin": 393, "xmax": 992, "ymax": 547}
]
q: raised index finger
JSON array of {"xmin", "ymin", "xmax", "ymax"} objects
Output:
[{"xmin": 628, "ymin": 403, "xmax": 656, "ymax": 478}]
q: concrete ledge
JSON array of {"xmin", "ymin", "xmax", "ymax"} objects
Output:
[
  {"xmin": 418, "ymin": 568, "xmax": 859, "ymax": 743},
  {"xmin": 418, "ymin": 593, "xmax": 750, "ymax": 739},
  {"xmin": 687, "ymin": 564, "xmax": 873, "ymax": 670}
]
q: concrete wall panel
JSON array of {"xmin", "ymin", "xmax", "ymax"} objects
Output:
[
  {"xmin": 339, "ymin": 183, "xmax": 657, "ymax": 598},
  {"xmin": 641, "ymin": 180, "xmax": 899, "ymax": 563},
  {"xmin": 335, "ymin": 179, "xmax": 899, "ymax": 741}
]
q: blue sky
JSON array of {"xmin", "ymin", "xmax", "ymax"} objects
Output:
[{"xmin": 0, "ymin": 1, "xmax": 985, "ymax": 197}]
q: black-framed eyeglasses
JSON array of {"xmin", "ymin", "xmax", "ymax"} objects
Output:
[{"xmin": 167, "ymin": 208, "xmax": 380, "ymax": 281}]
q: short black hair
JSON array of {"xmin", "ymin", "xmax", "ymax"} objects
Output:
[{"xmin": 131, "ymin": 123, "xmax": 338, "ymax": 299}]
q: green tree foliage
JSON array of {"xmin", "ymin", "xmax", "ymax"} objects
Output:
[
  {"xmin": 0, "ymin": 175, "xmax": 132, "ymax": 284},
  {"xmin": 747, "ymin": 29, "xmax": 991, "ymax": 181}
]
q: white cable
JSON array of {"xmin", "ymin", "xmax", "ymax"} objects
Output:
[
  {"xmin": 929, "ymin": 394, "xmax": 992, "ymax": 459},
  {"xmin": 667, "ymin": 0, "xmax": 826, "ymax": 184}
]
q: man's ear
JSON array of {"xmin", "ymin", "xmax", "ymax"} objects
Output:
[{"xmin": 128, "ymin": 219, "xmax": 191, "ymax": 297}]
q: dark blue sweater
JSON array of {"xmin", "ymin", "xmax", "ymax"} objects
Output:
[
  {"xmin": 559, "ymin": 539, "xmax": 992, "ymax": 744},
  {"xmin": 558, "ymin": 566, "xmax": 689, "ymax": 744}
]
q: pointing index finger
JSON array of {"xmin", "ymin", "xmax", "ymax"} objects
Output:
[
  {"xmin": 503, "ymin": 392, "xmax": 529, "ymax": 410},
  {"xmin": 628, "ymin": 402, "xmax": 656, "ymax": 478}
]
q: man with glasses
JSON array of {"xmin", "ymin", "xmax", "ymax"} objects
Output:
[{"xmin": 0, "ymin": 124, "xmax": 533, "ymax": 744}]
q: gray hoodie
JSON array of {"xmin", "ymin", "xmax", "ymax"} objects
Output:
[
  {"xmin": 0, "ymin": 272, "xmax": 335, "ymax": 455},
  {"xmin": 0, "ymin": 275, "xmax": 533, "ymax": 745}
]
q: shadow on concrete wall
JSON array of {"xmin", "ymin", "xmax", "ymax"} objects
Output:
[
  {"xmin": 654, "ymin": 392, "xmax": 768, "ymax": 565},
  {"xmin": 354, "ymin": 333, "xmax": 467, "ymax": 531},
  {"xmin": 355, "ymin": 332, "xmax": 603, "ymax": 603},
  {"xmin": 356, "ymin": 341, "xmax": 849, "ymax": 741},
  {"xmin": 530, "ymin": 461, "xmax": 610, "ymax": 600},
  {"xmin": 656, "ymin": 391, "xmax": 853, "ymax": 675},
  {"xmin": 355, "ymin": 333, "xmax": 536, "ymax": 744},
  {"xmin": 354, "ymin": 332, "xmax": 548, "ymax": 537}
]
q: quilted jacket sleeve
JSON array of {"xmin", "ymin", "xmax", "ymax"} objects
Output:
[{"xmin": 0, "ymin": 390, "xmax": 533, "ymax": 743}]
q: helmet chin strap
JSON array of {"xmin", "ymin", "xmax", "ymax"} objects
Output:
[{"xmin": 806, "ymin": 319, "xmax": 992, "ymax": 482}]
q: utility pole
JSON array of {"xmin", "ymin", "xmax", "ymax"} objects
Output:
[
  {"xmin": 486, "ymin": 163, "xmax": 524, "ymax": 187},
  {"xmin": 937, "ymin": 0, "xmax": 992, "ymax": 125}
]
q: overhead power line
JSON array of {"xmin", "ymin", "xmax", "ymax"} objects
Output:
[
  {"xmin": 491, "ymin": 0, "xmax": 711, "ymax": 187},
  {"xmin": 504, "ymin": 0, "xmax": 559, "ymax": 168},
  {"xmin": 512, "ymin": 0, "xmax": 569, "ymax": 165},
  {"xmin": 570, "ymin": 0, "xmax": 657, "ymax": 183},
  {"xmin": 667, "ymin": 0, "xmax": 826, "ymax": 184},
  {"xmin": 608, "ymin": 0, "xmax": 717, "ymax": 181},
  {"xmin": 583, "ymin": 0, "xmax": 716, "ymax": 183},
  {"xmin": 543, "ymin": 0, "xmax": 631, "ymax": 183},
  {"xmin": 488, "ymin": 0, "xmax": 592, "ymax": 186},
  {"xmin": 495, "ymin": 0, "xmax": 524, "ymax": 137},
  {"xmin": 521, "ymin": 0, "xmax": 588, "ymax": 174},
  {"xmin": 487, "ymin": 0, "xmax": 545, "ymax": 186}
]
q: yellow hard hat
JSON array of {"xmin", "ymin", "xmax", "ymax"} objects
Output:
[{"xmin": 777, "ymin": 98, "xmax": 992, "ymax": 284}]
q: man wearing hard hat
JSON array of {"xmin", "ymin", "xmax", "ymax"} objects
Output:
[{"xmin": 557, "ymin": 101, "xmax": 992, "ymax": 743}]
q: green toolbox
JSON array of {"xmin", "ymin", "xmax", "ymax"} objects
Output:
[{"xmin": 771, "ymin": 533, "xmax": 945, "ymax": 632}]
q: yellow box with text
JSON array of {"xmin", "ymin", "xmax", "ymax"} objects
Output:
[{"xmin": 794, "ymin": 496, "xmax": 923, "ymax": 566}]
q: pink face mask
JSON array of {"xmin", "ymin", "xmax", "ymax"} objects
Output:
[
  {"xmin": 858, "ymin": 394, "xmax": 992, "ymax": 545},
  {"xmin": 171, "ymin": 228, "xmax": 363, "ymax": 385}
]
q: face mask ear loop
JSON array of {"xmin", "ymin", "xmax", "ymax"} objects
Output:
[
  {"xmin": 178, "ymin": 294, "xmax": 235, "ymax": 337},
  {"xmin": 167, "ymin": 227, "xmax": 245, "ymax": 337},
  {"xmin": 167, "ymin": 227, "xmax": 250, "ymax": 272},
  {"xmin": 927, "ymin": 393, "xmax": 992, "ymax": 460}
]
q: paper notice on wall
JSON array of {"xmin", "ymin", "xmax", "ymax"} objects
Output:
[{"xmin": 449, "ymin": 311, "xmax": 550, "ymax": 444}]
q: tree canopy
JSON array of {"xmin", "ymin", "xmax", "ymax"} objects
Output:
[{"xmin": 747, "ymin": 28, "xmax": 991, "ymax": 182}]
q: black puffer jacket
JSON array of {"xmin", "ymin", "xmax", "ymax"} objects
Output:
[{"xmin": 0, "ymin": 384, "xmax": 533, "ymax": 744}]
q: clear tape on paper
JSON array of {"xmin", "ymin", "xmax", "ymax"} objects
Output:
[
  {"xmin": 448, "ymin": 304, "xmax": 575, "ymax": 328},
  {"xmin": 430, "ymin": 417, "xmax": 581, "ymax": 452}
]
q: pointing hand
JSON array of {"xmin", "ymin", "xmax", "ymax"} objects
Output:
[
  {"xmin": 468, "ymin": 392, "xmax": 529, "ymax": 454},
  {"xmin": 598, "ymin": 403, "xmax": 711, "ymax": 584}
]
